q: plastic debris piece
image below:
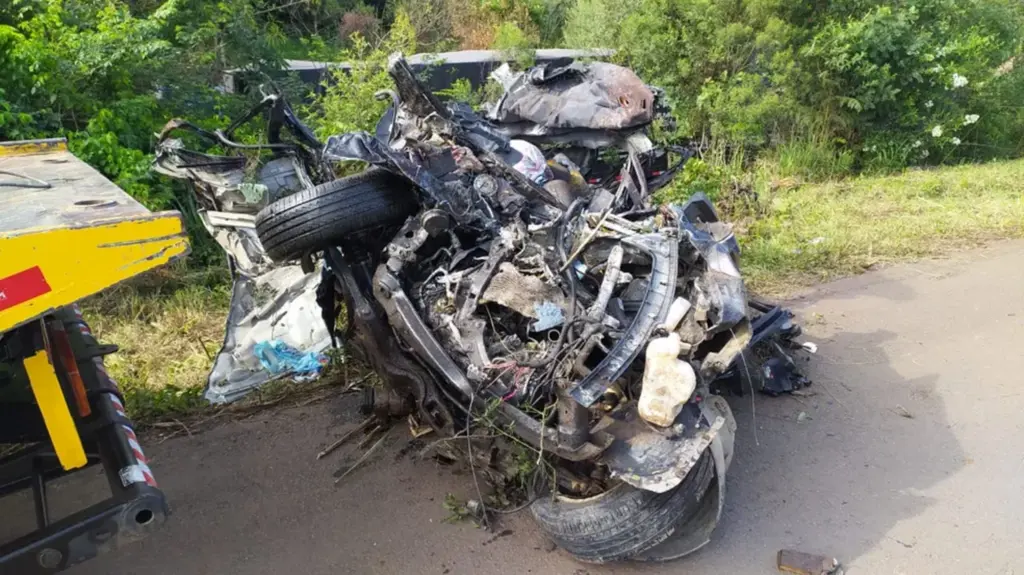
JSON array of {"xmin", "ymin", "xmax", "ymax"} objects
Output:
[
  {"xmin": 638, "ymin": 333, "xmax": 697, "ymax": 427},
  {"xmin": 254, "ymin": 339, "xmax": 327, "ymax": 379},
  {"xmin": 662, "ymin": 297, "xmax": 692, "ymax": 332},
  {"xmin": 761, "ymin": 353, "xmax": 812, "ymax": 397},
  {"xmin": 532, "ymin": 301, "xmax": 565, "ymax": 331},
  {"xmin": 801, "ymin": 341, "xmax": 818, "ymax": 354}
]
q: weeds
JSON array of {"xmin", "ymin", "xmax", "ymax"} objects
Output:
[
  {"xmin": 81, "ymin": 264, "xmax": 231, "ymax": 421},
  {"xmin": 740, "ymin": 158, "xmax": 1024, "ymax": 295}
]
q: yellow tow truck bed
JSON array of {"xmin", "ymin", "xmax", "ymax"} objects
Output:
[
  {"xmin": 0, "ymin": 138, "xmax": 189, "ymax": 333},
  {"xmin": 0, "ymin": 138, "xmax": 185, "ymax": 573}
]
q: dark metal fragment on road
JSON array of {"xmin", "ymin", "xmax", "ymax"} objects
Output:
[{"xmin": 777, "ymin": 549, "xmax": 843, "ymax": 575}]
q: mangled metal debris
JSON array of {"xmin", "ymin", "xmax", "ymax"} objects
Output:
[
  {"xmin": 153, "ymin": 51, "xmax": 814, "ymax": 564},
  {"xmin": 153, "ymin": 98, "xmax": 333, "ymax": 403},
  {"xmin": 487, "ymin": 61, "xmax": 658, "ymax": 148},
  {"xmin": 777, "ymin": 549, "xmax": 844, "ymax": 575}
]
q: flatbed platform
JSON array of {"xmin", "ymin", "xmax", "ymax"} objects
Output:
[
  {"xmin": 0, "ymin": 139, "xmax": 189, "ymax": 333},
  {"xmin": 0, "ymin": 138, "xmax": 183, "ymax": 573}
]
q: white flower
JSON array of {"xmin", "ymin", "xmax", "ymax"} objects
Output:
[
  {"xmin": 951, "ymin": 137, "xmax": 961, "ymax": 146},
  {"xmin": 925, "ymin": 100, "xmax": 934, "ymax": 109},
  {"xmin": 963, "ymin": 114, "xmax": 980, "ymax": 125},
  {"xmin": 913, "ymin": 140, "xmax": 922, "ymax": 148},
  {"xmin": 951, "ymin": 73, "xmax": 968, "ymax": 88},
  {"xmin": 921, "ymin": 150, "xmax": 930, "ymax": 158},
  {"xmin": 930, "ymin": 65, "xmax": 943, "ymax": 74},
  {"xmin": 931, "ymin": 125, "xmax": 943, "ymax": 138}
]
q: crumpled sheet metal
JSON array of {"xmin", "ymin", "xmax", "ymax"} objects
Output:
[
  {"xmin": 188, "ymin": 187, "xmax": 331, "ymax": 404},
  {"xmin": 154, "ymin": 141, "xmax": 308, "ymax": 213},
  {"xmin": 486, "ymin": 61, "xmax": 655, "ymax": 136},
  {"xmin": 630, "ymin": 395, "xmax": 736, "ymax": 562},
  {"xmin": 595, "ymin": 400, "xmax": 728, "ymax": 494},
  {"xmin": 480, "ymin": 262, "xmax": 568, "ymax": 321},
  {"xmin": 205, "ymin": 262, "xmax": 332, "ymax": 404}
]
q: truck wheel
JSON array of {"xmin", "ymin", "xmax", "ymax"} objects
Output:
[
  {"xmin": 254, "ymin": 168, "xmax": 418, "ymax": 262},
  {"xmin": 531, "ymin": 449, "xmax": 715, "ymax": 563}
]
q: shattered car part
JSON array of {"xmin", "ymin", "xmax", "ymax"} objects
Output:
[
  {"xmin": 760, "ymin": 348, "xmax": 812, "ymax": 397},
  {"xmin": 157, "ymin": 51, "xmax": 816, "ymax": 564},
  {"xmin": 596, "ymin": 396, "xmax": 734, "ymax": 493},
  {"xmin": 629, "ymin": 397, "xmax": 736, "ymax": 562},
  {"xmin": 486, "ymin": 61, "xmax": 656, "ymax": 146},
  {"xmin": 153, "ymin": 107, "xmax": 333, "ymax": 403},
  {"xmin": 570, "ymin": 233, "xmax": 679, "ymax": 407},
  {"xmin": 205, "ymin": 263, "xmax": 331, "ymax": 403},
  {"xmin": 777, "ymin": 549, "xmax": 844, "ymax": 575}
]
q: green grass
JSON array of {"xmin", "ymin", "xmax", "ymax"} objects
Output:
[
  {"xmin": 80, "ymin": 264, "xmax": 232, "ymax": 422},
  {"xmin": 740, "ymin": 158, "xmax": 1024, "ymax": 295}
]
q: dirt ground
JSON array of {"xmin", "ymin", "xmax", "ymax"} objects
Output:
[{"xmin": 6, "ymin": 241, "xmax": 1024, "ymax": 575}]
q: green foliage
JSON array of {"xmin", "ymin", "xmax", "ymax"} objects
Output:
[
  {"xmin": 310, "ymin": 10, "xmax": 418, "ymax": 138},
  {"xmin": 435, "ymin": 78, "xmax": 479, "ymax": 106},
  {"xmin": 655, "ymin": 157, "xmax": 729, "ymax": 205},
  {"xmin": 492, "ymin": 21, "xmax": 536, "ymax": 69},
  {"xmin": 525, "ymin": 0, "xmax": 571, "ymax": 46},
  {"xmin": 769, "ymin": 139, "xmax": 856, "ymax": 182},
  {"xmin": 559, "ymin": 0, "xmax": 619, "ymax": 49},
  {"xmin": 570, "ymin": 0, "xmax": 1024, "ymax": 168},
  {"xmin": 741, "ymin": 157, "xmax": 1024, "ymax": 295}
]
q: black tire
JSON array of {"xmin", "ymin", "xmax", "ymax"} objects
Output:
[
  {"xmin": 531, "ymin": 449, "xmax": 715, "ymax": 564},
  {"xmin": 255, "ymin": 168, "xmax": 418, "ymax": 262}
]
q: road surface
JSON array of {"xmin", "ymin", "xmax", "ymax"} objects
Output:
[{"xmin": 8, "ymin": 241, "xmax": 1024, "ymax": 574}]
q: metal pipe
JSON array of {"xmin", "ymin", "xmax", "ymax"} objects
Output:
[
  {"xmin": 556, "ymin": 388, "xmax": 591, "ymax": 450},
  {"xmin": 31, "ymin": 464, "xmax": 48, "ymax": 529},
  {"xmin": 587, "ymin": 245, "xmax": 624, "ymax": 323}
]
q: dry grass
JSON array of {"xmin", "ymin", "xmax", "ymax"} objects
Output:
[
  {"xmin": 80, "ymin": 265, "xmax": 231, "ymax": 421},
  {"xmin": 741, "ymin": 158, "xmax": 1024, "ymax": 295}
]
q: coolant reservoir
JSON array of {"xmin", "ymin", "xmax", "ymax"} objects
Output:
[{"xmin": 638, "ymin": 333, "xmax": 697, "ymax": 427}]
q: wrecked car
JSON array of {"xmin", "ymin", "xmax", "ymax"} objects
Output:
[{"xmin": 154, "ymin": 54, "xmax": 809, "ymax": 563}]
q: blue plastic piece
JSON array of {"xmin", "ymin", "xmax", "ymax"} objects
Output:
[{"xmin": 253, "ymin": 340, "xmax": 327, "ymax": 379}]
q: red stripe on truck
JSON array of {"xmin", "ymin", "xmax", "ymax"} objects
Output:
[{"xmin": 0, "ymin": 266, "xmax": 51, "ymax": 312}]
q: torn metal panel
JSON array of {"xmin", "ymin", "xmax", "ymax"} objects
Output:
[
  {"xmin": 205, "ymin": 263, "xmax": 331, "ymax": 404},
  {"xmin": 596, "ymin": 397, "xmax": 734, "ymax": 493},
  {"xmin": 153, "ymin": 143, "xmax": 309, "ymax": 213},
  {"xmin": 777, "ymin": 550, "xmax": 844, "ymax": 575},
  {"xmin": 486, "ymin": 62, "xmax": 655, "ymax": 136},
  {"xmin": 630, "ymin": 397, "xmax": 735, "ymax": 562},
  {"xmin": 570, "ymin": 233, "xmax": 679, "ymax": 407},
  {"xmin": 481, "ymin": 262, "xmax": 568, "ymax": 322}
]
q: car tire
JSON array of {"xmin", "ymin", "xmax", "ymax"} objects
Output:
[
  {"xmin": 254, "ymin": 168, "xmax": 418, "ymax": 262},
  {"xmin": 530, "ymin": 449, "xmax": 715, "ymax": 563}
]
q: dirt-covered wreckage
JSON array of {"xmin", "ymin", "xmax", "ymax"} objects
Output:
[{"xmin": 153, "ymin": 53, "xmax": 812, "ymax": 563}]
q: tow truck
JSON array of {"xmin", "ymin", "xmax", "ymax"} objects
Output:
[{"xmin": 0, "ymin": 138, "xmax": 188, "ymax": 573}]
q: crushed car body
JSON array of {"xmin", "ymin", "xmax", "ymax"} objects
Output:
[{"xmin": 153, "ymin": 52, "xmax": 811, "ymax": 563}]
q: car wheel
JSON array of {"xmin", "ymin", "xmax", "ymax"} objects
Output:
[
  {"xmin": 254, "ymin": 168, "xmax": 418, "ymax": 262},
  {"xmin": 530, "ymin": 449, "xmax": 715, "ymax": 563}
]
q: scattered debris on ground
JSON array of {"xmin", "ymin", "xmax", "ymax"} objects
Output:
[
  {"xmin": 154, "ymin": 52, "xmax": 816, "ymax": 564},
  {"xmin": 777, "ymin": 549, "xmax": 844, "ymax": 575}
]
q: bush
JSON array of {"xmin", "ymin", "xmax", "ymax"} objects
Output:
[
  {"xmin": 564, "ymin": 0, "xmax": 1024, "ymax": 172},
  {"xmin": 311, "ymin": 10, "xmax": 418, "ymax": 138}
]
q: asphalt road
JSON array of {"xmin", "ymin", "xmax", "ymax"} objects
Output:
[{"xmin": 8, "ymin": 241, "xmax": 1024, "ymax": 575}]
